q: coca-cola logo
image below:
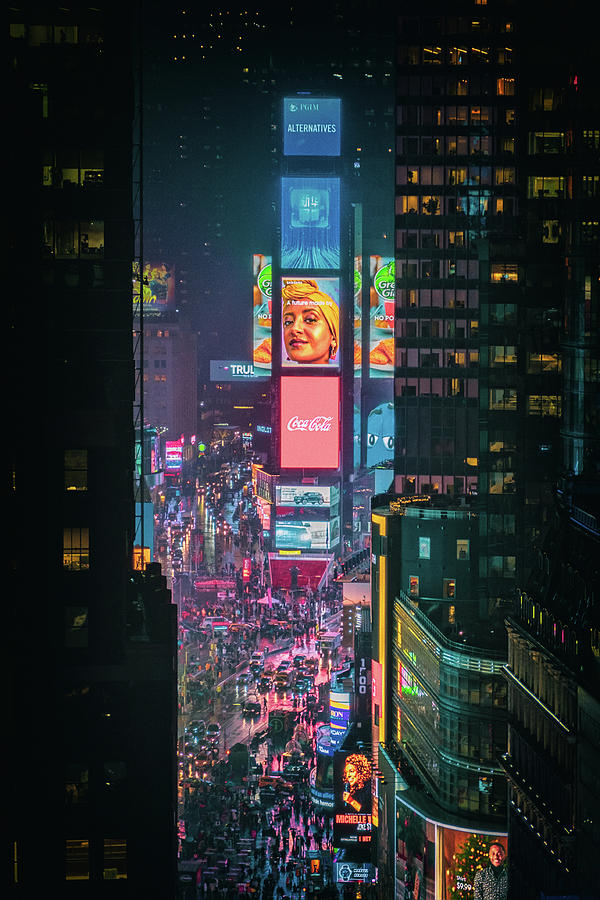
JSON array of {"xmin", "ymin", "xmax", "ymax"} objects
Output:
[{"xmin": 287, "ymin": 415, "xmax": 333, "ymax": 432}]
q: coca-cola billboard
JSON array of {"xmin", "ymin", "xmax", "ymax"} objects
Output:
[{"xmin": 280, "ymin": 376, "xmax": 340, "ymax": 470}]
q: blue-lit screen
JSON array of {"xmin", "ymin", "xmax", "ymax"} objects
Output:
[
  {"xmin": 283, "ymin": 97, "xmax": 341, "ymax": 156},
  {"xmin": 281, "ymin": 177, "xmax": 340, "ymax": 269}
]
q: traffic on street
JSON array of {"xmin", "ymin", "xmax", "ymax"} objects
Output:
[{"xmin": 154, "ymin": 450, "xmax": 347, "ymax": 898}]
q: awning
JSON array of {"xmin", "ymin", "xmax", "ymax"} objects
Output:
[{"xmin": 268, "ymin": 554, "xmax": 332, "ymax": 590}]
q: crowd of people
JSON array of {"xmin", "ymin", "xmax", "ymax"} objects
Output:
[{"xmin": 165, "ymin": 460, "xmax": 344, "ymax": 897}]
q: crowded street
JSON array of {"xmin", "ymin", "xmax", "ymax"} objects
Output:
[{"xmin": 155, "ymin": 454, "xmax": 346, "ymax": 898}]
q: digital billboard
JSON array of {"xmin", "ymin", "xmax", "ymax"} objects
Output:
[
  {"xmin": 210, "ymin": 360, "xmax": 268, "ymax": 381},
  {"xmin": 282, "ymin": 277, "xmax": 340, "ymax": 369},
  {"xmin": 252, "ymin": 253, "xmax": 272, "ymax": 371},
  {"xmin": 366, "ymin": 401, "xmax": 394, "ymax": 468},
  {"xmin": 335, "ymin": 862, "xmax": 378, "ymax": 885},
  {"xmin": 283, "ymin": 96, "xmax": 341, "ymax": 157},
  {"xmin": 275, "ymin": 519, "xmax": 331, "ymax": 551},
  {"xmin": 354, "ymin": 255, "xmax": 362, "ymax": 371},
  {"xmin": 165, "ymin": 440, "xmax": 183, "ymax": 475},
  {"xmin": 329, "ymin": 690, "xmax": 351, "ymax": 746},
  {"xmin": 281, "ymin": 177, "xmax": 340, "ymax": 269},
  {"xmin": 369, "ymin": 256, "xmax": 395, "ymax": 377},
  {"xmin": 333, "ymin": 750, "xmax": 373, "ymax": 854},
  {"xmin": 442, "ymin": 829, "xmax": 507, "ymax": 900},
  {"xmin": 132, "ymin": 262, "xmax": 175, "ymax": 316},
  {"xmin": 280, "ymin": 376, "xmax": 340, "ymax": 470},
  {"xmin": 276, "ymin": 484, "xmax": 338, "ymax": 510}
]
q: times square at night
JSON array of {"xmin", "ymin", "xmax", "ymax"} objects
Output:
[{"xmin": 8, "ymin": 2, "xmax": 598, "ymax": 899}]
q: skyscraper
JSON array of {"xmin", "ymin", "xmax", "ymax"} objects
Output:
[
  {"xmin": 379, "ymin": 2, "xmax": 598, "ymax": 895},
  {"xmin": 8, "ymin": 8, "xmax": 177, "ymax": 894}
]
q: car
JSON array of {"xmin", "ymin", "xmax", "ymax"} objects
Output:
[
  {"xmin": 292, "ymin": 654, "xmax": 306, "ymax": 668},
  {"xmin": 258, "ymin": 675, "xmax": 272, "ymax": 692},
  {"xmin": 258, "ymin": 775, "xmax": 294, "ymax": 793},
  {"xmin": 187, "ymin": 719, "xmax": 206, "ymax": 736},
  {"xmin": 293, "ymin": 491, "xmax": 324, "ymax": 505},
  {"xmin": 302, "ymin": 657, "xmax": 317, "ymax": 674},
  {"xmin": 277, "ymin": 659, "xmax": 292, "ymax": 673},
  {"xmin": 242, "ymin": 700, "xmax": 261, "ymax": 717},
  {"xmin": 206, "ymin": 723, "xmax": 221, "ymax": 743},
  {"xmin": 293, "ymin": 676, "xmax": 311, "ymax": 694},
  {"xmin": 236, "ymin": 672, "xmax": 254, "ymax": 686},
  {"xmin": 274, "ymin": 674, "xmax": 289, "ymax": 690}
]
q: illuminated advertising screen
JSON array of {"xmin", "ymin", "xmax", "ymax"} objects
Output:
[
  {"xmin": 132, "ymin": 262, "xmax": 174, "ymax": 316},
  {"xmin": 335, "ymin": 862, "xmax": 378, "ymax": 885},
  {"xmin": 282, "ymin": 277, "xmax": 340, "ymax": 369},
  {"xmin": 276, "ymin": 484, "xmax": 333, "ymax": 508},
  {"xmin": 355, "ymin": 645, "xmax": 372, "ymax": 725},
  {"xmin": 366, "ymin": 400, "xmax": 395, "ymax": 468},
  {"xmin": 369, "ymin": 256, "xmax": 395, "ymax": 378},
  {"xmin": 333, "ymin": 750, "xmax": 373, "ymax": 853},
  {"xmin": 281, "ymin": 177, "xmax": 340, "ymax": 269},
  {"xmin": 354, "ymin": 255, "xmax": 362, "ymax": 371},
  {"xmin": 210, "ymin": 360, "xmax": 268, "ymax": 381},
  {"xmin": 283, "ymin": 96, "xmax": 341, "ymax": 157},
  {"xmin": 442, "ymin": 829, "xmax": 507, "ymax": 900},
  {"xmin": 275, "ymin": 519, "xmax": 331, "ymax": 551},
  {"xmin": 252, "ymin": 253, "xmax": 272, "ymax": 371},
  {"xmin": 280, "ymin": 376, "xmax": 340, "ymax": 470},
  {"xmin": 329, "ymin": 691, "xmax": 351, "ymax": 746},
  {"xmin": 165, "ymin": 440, "xmax": 183, "ymax": 475}
]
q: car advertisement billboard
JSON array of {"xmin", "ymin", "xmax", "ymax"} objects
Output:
[
  {"xmin": 132, "ymin": 262, "xmax": 175, "ymax": 316},
  {"xmin": 282, "ymin": 276, "xmax": 340, "ymax": 369},
  {"xmin": 333, "ymin": 750, "xmax": 374, "ymax": 854},
  {"xmin": 276, "ymin": 484, "xmax": 338, "ymax": 509},
  {"xmin": 275, "ymin": 519, "xmax": 331, "ymax": 552},
  {"xmin": 281, "ymin": 177, "xmax": 340, "ymax": 269},
  {"xmin": 283, "ymin": 96, "xmax": 341, "ymax": 157},
  {"xmin": 369, "ymin": 255, "xmax": 395, "ymax": 378},
  {"xmin": 280, "ymin": 376, "xmax": 340, "ymax": 470},
  {"xmin": 252, "ymin": 253, "xmax": 272, "ymax": 371}
]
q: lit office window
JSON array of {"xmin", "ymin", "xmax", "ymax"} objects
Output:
[
  {"xmin": 457, "ymin": 540, "xmax": 470, "ymax": 560},
  {"xmin": 65, "ymin": 839, "xmax": 89, "ymax": 880},
  {"xmin": 103, "ymin": 839, "xmax": 127, "ymax": 880},
  {"xmin": 64, "ymin": 449, "xmax": 88, "ymax": 491},
  {"xmin": 63, "ymin": 528, "xmax": 90, "ymax": 571}
]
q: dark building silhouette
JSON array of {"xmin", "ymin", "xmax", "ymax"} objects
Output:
[
  {"xmin": 503, "ymin": 479, "xmax": 599, "ymax": 898},
  {"xmin": 9, "ymin": 8, "xmax": 177, "ymax": 896}
]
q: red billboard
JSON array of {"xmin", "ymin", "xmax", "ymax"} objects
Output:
[{"xmin": 280, "ymin": 376, "xmax": 339, "ymax": 470}]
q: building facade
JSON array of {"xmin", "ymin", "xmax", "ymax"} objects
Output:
[
  {"xmin": 503, "ymin": 483, "xmax": 599, "ymax": 898},
  {"xmin": 9, "ymin": 7, "xmax": 177, "ymax": 896},
  {"xmin": 371, "ymin": 496, "xmax": 508, "ymax": 896}
]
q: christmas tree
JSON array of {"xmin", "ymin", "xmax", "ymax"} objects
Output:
[{"xmin": 446, "ymin": 833, "xmax": 494, "ymax": 900}]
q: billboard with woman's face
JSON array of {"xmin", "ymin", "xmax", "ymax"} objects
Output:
[{"xmin": 281, "ymin": 277, "xmax": 340, "ymax": 369}]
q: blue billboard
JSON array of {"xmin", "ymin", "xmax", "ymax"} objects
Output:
[
  {"xmin": 281, "ymin": 177, "xmax": 340, "ymax": 269},
  {"xmin": 283, "ymin": 97, "xmax": 341, "ymax": 156}
]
